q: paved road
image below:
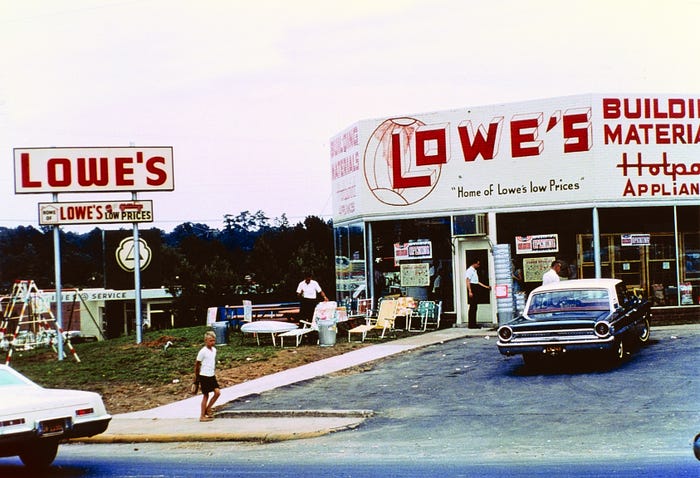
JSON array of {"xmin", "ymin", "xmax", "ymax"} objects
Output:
[
  {"xmin": 1, "ymin": 325, "xmax": 697, "ymax": 476},
  {"xmin": 220, "ymin": 324, "xmax": 700, "ymax": 463}
]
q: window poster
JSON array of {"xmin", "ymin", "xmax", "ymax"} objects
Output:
[
  {"xmin": 400, "ymin": 263, "xmax": 431, "ymax": 287},
  {"xmin": 523, "ymin": 256, "xmax": 555, "ymax": 283}
]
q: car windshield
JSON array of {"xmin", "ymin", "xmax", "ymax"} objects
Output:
[
  {"xmin": 0, "ymin": 368, "xmax": 33, "ymax": 387},
  {"xmin": 527, "ymin": 289, "xmax": 610, "ymax": 315}
]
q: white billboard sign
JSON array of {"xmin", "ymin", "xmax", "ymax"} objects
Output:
[
  {"xmin": 331, "ymin": 94, "xmax": 700, "ymax": 222},
  {"xmin": 14, "ymin": 146, "xmax": 174, "ymax": 193},
  {"xmin": 38, "ymin": 200, "xmax": 154, "ymax": 225}
]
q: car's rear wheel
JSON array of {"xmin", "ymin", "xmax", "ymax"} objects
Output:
[
  {"xmin": 19, "ymin": 439, "xmax": 58, "ymax": 469},
  {"xmin": 638, "ymin": 315, "xmax": 651, "ymax": 344}
]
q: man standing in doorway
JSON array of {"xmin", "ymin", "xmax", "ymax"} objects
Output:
[
  {"xmin": 542, "ymin": 260, "xmax": 562, "ymax": 285},
  {"xmin": 466, "ymin": 258, "xmax": 490, "ymax": 329}
]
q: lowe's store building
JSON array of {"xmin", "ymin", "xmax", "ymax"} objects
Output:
[{"xmin": 330, "ymin": 94, "xmax": 700, "ymax": 327}]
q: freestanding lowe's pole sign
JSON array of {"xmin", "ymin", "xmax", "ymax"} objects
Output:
[
  {"xmin": 13, "ymin": 146, "xmax": 174, "ymax": 348},
  {"xmin": 14, "ymin": 147, "xmax": 174, "ymax": 193}
]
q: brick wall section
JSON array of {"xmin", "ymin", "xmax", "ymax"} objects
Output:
[{"xmin": 651, "ymin": 307, "xmax": 700, "ymax": 326}]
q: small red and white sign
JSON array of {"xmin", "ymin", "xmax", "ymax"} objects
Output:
[
  {"xmin": 495, "ymin": 284, "xmax": 509, "ymax": 299},
  {"xmin": 515, "ymin": 234, "xmax": 559, "ymax": 254},
  {"xmin": 621, "ymin": 233, "xmax": 650, "ymax": 246},
  {"xmin": 14, "ymin": 147, "xmax": 174, "ymax": 193},
  {"xmin": 394, "ymin": 240, "xmax": 433, "ymax": 263},
  {"xmin": 38, "ymin": 200, "xmax": 154, "ymax": 225}
]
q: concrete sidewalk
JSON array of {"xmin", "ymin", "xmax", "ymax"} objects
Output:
[{"xmin": 77, "ymin": 327, "xmax": 494, "ymax": 443}]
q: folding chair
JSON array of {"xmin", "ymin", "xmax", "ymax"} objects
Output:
[
  {"xmin": 348, "ymin": 298, "xmax": 398, "ymax": 342},
  {"xmin": 407, "ymin": 300, "xmax": 433, "ymax": 332}
]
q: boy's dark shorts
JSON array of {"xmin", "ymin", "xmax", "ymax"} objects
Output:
[{"xmin": 198, "ymin": 375, "xmax": 220, "ymax": 394}]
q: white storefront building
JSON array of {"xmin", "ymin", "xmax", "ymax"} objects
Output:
[{"xmin": 330, "ymin": 94, "xmax": 700, "ymax": 326}]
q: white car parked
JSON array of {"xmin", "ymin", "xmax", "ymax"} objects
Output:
[{"xmin": 0, "ymin": 364, "xmax": 111, "ymax": 468}]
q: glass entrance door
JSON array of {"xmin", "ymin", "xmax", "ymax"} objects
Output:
[{"xmin": 457, "ymin": 239, "xmax": 493, "ymax": 327}]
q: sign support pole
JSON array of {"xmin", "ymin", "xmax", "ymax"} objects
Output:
[
  {"xmin": 52, "ymin": 193, "xmax": 65, "ymax": 360},
  {"xmin": 132, "ymin": 192, "xmax": 143, "ymax": 345},
  {"xmin": 592, "ymin": 207, "xmax": 601, "ymax": 279}
]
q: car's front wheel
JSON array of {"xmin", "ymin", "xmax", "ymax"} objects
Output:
[
  {"xmin": 609, "ymin": 339, "xmax": 625, "ymax": 361},
  {"xmin": 638, "ymin": 315, "xmax": 651, "ymax": 344},
  {"xmin": 19, "ymin": 439, "xmax": 59, "ymax": 469}
]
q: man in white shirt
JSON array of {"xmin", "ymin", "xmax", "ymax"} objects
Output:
[
  {"xmin": 296, "ymin": 273, "xmax": 328, "ymax": 323},
  {"xmin": 465, "ymin": 258, "xmax": 490, "ymax": 329},
  {"xmin": 542, "ymin": 260, "xmax": 562, "ymax": 285}
]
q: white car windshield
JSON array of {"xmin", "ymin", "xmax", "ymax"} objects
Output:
[
  {"xmin": 527, "ymin": 289, "xmax": 610, "ymax": 314},
  {"xmin": 0, "ymin": 368, "xmax": 34, "ymax": 387}
]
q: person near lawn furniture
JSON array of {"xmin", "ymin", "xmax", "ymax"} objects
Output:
[
  {"xmin": 194, "ymin": 331, "xmax": 221, "ymax": 422},
  {"xmin": 296, "ymin": 273, "xmax": 328, "ymax": 323}
]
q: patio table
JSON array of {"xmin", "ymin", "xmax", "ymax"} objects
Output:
[{"xmin": 240, "ymin": 320, "xmax": 298, "ymax": 346}]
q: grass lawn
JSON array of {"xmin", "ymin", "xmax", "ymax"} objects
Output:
[{"xmin": 8, "ymin": 325, "xmax": 280, "ymax": 390}]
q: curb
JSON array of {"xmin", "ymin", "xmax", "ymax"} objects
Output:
[
  {"xmin": 215, "ymin": 409, "xmax": 375, "ymax": 418},
  {"xmin": 74, "ymin": 413, "xmax": 370, "ymax": 443}
]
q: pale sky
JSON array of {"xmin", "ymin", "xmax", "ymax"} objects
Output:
[{"xmin": 1, "ymin": 0, "xmax": 698, "ymax": 231}]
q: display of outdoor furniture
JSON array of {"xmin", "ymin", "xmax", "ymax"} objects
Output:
[
  {"xmin": 351, "ymin": 298, "xmax": 373, "ymax": 319},
  {"xmin": 407, "ymin": 300, "xmax": 441, "ymax": 332},
  {"xmin": 347, "ymin": 298, "xmax": 398, "ymax": 342},
  {"xmin": 279, "ymin": 301, "xmax": 337, "ymax": 347},
  {"xmin": 394, "ymin": 296, "xmax": 416, "ymax": 330}
]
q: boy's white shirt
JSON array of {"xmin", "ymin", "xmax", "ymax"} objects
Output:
[{"xmin": 196, "ymin": 345, "xmax": 216, "ymax": 376}]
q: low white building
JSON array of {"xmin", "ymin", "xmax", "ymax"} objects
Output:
[
  {"xmin": 45, "ymin": 288, "xmax": 176, "ymax": 340},
  {"xmin": 330, "ymin": 94, "xmax": 700, "ymax": 327}
]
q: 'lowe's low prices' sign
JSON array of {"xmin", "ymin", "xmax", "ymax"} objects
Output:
[{"xmin": 39, "ymin": 200, "xmax": 154, "ymax": 225}]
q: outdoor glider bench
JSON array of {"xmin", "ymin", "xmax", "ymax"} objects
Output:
[
  {"xmin": 278, "ymin": 319, "xmax": 316, "ymax": 347},
  {"xmin": 278, "ymin": 301, "xmax": 338, "ymax": 348}
]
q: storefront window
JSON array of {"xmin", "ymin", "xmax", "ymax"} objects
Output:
[
  {"xmin": 578, "ymin": 232, "xmax": 699, "ymax": 306},
  {"xmin": 333, "ymin": 223, "xmax": 366, "ymax": 312},
  {"xmin": 682, "ymin": 233, "xmax": 700, "ymax": 281},
  {"xmin": 369, "ymin": 217, "xmax": 453, "ymax": 311},
  {"xmin": 677, "ymin": 206, "xmax": 700, "ymax": 305},
  {"xmin": 576, "ymin": 205, "xmax": 700, "ymax": 307}
]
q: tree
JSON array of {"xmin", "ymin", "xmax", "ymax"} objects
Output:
[{"xmin": 0, "ymin": 212, "xmax": 336, "ymax": 329}]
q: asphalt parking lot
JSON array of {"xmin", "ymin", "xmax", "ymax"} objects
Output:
[{"xmin": 221, "ymin": 324, "xmax": 700, "ymax": 461}]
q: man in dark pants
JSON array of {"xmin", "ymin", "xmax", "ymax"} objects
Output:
[
  {"xmin": 296, "ymin": 273, "xmax": 328, "ymax": 323},
  {"xmin": 465, "ymin": 258, "xmax": 490, "ymax": 329}
]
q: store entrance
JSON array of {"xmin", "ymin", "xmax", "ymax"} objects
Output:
[{"xmin": 456, "ymin": 239, "xmax": 493, "ymax": 327}]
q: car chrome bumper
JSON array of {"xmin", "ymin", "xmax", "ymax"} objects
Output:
[
  {"xmin": 68, "ymin": 417, "xmax": 111, "ymax": 438},
  {"xmin": 497, "ymin": 336, "xmax": 615, "ymax": 355}
]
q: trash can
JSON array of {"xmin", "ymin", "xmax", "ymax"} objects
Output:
[
  {"xmin": 317, "ymin": 319, "xmax": 337, "ymax": 347},
  {"xmin": 212, "ymin": 321, "xmax": 229, "ymax": 345}
]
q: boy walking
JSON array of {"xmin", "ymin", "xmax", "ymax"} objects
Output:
[{"xmin": 195, "ymin": 330, "xmax": 221, "ymax": 422}]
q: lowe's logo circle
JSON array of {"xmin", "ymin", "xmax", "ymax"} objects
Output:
[{"xmin": 363, "ymin": 117, "xmax": 444, "ymax": 206}]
